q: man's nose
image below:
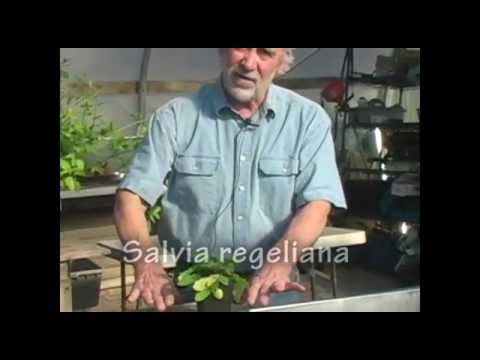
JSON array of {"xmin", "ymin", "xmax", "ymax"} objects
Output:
[{"xmin": 240, "ymin": 49, "xmax": 257, "ymax": 71}]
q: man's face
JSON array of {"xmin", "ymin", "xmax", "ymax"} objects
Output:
[{"xmin": 221, "ymin": 48, "xmax": 285, "ymax": 104}]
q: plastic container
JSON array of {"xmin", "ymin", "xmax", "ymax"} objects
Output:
[
  {"xmin": 350, "ymin": 99, "xmax": 406, "ymax": 126},
  {"xmin": 70, "ymin": 259, "xmax": 102, "ymax": 311}
]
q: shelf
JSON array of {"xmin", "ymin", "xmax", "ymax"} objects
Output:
[
  {"xmin": 61, "ymin": 185, "xmax": 118, "ymax": 199},
  {"xmin": 61, "ymin": 175, "xmax": 123, "ymax": 200},
  {"xmin": 345, "ymin": 122, "xmax": 420, "ymax": 131},
  {"xmin": 345, "ymin": 168, "xmax": 418, "ymax": 175},
  {"xmin": 348, "ymin": 75, "xmax": 419, "ymax": 89},
  {"xmin": 367, "ymin": 157, "xmax": 420, "ymax": 163}
]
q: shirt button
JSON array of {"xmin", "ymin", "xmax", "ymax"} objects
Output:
[
  {"xmin": 240, "ymin": 155, "xmax": 247, "ymax": 162},
  {"xmin": 237, "ymin": 215, "xmax": 244, "ymax": 221},
  {"xmin": 239, "ymin": 185, "xmax": 245, "ymax": 192}
]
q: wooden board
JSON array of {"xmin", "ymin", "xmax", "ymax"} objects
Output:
[
  {"xmin": 67, "ymin": 77, "xmax": 341, "ymax": 96},
  {"xmin": 61, "ymin": 224, "xmax": 118, "ymax": 242},
  {"xmin": 60, "ymin": 247, "xmax": 109, "ymax": 263},
  {"xmin": 60, "ymin": 210, "xmax": 117, "ymax": 262},
  {"xmin": 60, "ymin": 263, "xmax": 72, "ymax": 312},
  {"xmin": 314, "ymin": 227, "xmax": 367, "ymax": 249}
]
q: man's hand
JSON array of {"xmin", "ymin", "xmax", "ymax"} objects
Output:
[
  {"xmin": 247, "ymin": 262, "xmax": 306, "ymax": 307},
  {"xmin": 128, "ymin": 261, "xmax": 177, "ymax": 312}
]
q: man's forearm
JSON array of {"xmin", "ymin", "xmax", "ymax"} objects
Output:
[
  {"xmin": 114, "ymin": 190, "xmax": 156, "ymax": 262},
  {"xmin": 274, "ymin": 200, "xmax": 331, "ymax": 263}
]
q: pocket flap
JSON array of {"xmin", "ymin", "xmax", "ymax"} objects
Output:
[
  {"xmin": 259, "ymin": 158, "xmax": 299, "ymax": 176},
  {"xmin": 174, "ymin": 156, "xmax": 220, "ymax": 176}
]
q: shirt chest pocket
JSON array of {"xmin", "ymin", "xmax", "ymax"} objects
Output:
[
  {"xmin": 258, "ymin": 158, "xmax": 300, "ymax": 216},
  {"xmin": 170, "ymin": 156, "xmax": 221, "ymax": 214}
]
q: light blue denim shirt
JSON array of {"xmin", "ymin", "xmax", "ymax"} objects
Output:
[{"xmin": 119, "ymin": 79, "xmax": 347, "ymax": 270}]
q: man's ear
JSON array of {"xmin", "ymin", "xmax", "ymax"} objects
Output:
[{"xmin": 277, "ymin": 60, "xmax": 290, "ymax": 77}]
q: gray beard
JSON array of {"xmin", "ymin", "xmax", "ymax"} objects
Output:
[{"xmin": 222, "ymin": 73, "xmax": 258, "ymax": 104}]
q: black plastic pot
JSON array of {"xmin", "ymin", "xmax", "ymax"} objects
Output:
[
  {"xmin": 196, "ymin": 285, "xmax": 233, "ymax": 312},
  {"xmin": 70, "ymin": 259, "xmax": 102, "ymax": 311}
]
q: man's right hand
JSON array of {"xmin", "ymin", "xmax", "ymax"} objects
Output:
[{"xmin": 127, "ymin": 261, "xmax": 177, "ymax": 312}]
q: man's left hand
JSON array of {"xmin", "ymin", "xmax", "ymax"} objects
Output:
[{"xmin": 247, "ymin": 262, "xmax": 306, "ymax": 306}]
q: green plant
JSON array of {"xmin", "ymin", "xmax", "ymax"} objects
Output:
[
  {"xmin": 146, "ymin": 198, "xmax": 163, "ymax": 225},
  {"xmin": 177, "ymin": 258, "xmax": 249, "ymax": 303},
  {"xmin": 60, "ymin": 59, "xmax": 150, "ymax": 191},
  {"xmin": 60, "ymin": 154, "xmax": 86, "ymax": 192},
  {"xmin": 60, "ymin": 59, "xmax": 115, "ymax": 190},
  {"xmin": 107, "ymin": 112, "xmax": 149, "ymax": 172}
]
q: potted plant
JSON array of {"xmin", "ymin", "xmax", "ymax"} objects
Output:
[{"xmin": 176, "ymin": 258, "xmax": 249, "ymax": 312}]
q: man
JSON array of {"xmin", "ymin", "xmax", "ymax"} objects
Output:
[{"xmin": 114, "ymin": 48, "xmax": 347, "ymax": 311}]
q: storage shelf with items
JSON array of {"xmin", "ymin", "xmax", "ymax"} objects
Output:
[
  {"xmin": 326, "ymin": 49, "xmax": 420, "ymax": 284},
  {"xmin": 328, "ymin": 48, "xmax": 420, "ymax": 229},
  {"xmin": 331, "ymin": 48, "xmax": 420, "ymax": 184}
]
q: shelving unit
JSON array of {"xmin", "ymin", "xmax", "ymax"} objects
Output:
[
  {"xmin": 334, "ymin": 48, "xmax": 420, "ymax": 182},
  {"xmin": 333, "ymin": 49, "xmax": 420, "ymax": 226}
]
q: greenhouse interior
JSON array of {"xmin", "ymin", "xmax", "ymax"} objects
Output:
[{"xmin": 60, "ymin": 48, "xmax": 420, "ymax": 312}]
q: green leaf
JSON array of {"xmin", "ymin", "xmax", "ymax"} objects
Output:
[
  {"xmin": 177, "ymin": 273, "xmax": 200, "ymax": 287},
  {"xmin": 60, "ymin": 159, "xmax": 71, "ymax": 171},
  {"xmin": 193, "ymin": 278, "xmax": 209, "ymax": 292},
  {"xmin": 177, "ymin": 267, "xmax": 196, "ymax": 281},
  {"xmin": 75, "ymin": 159, "xmax": 85, "ymax": 171},
  {"xmin": 213, "ymin": 288, "xmax": 224, "ymax": 300},
  {"xmin": 89, "ymin": 165, "xmax": 104, "ymax": 176},
  {"xmin": 232, "ymin": 276, "xmax": 249, "ymax": 304},
  {"xmin": 219, "ymin": 275, "xmax": 230, "ymax": 286},
  {"xmin": 195, "ymin": 289, "xmax": 210, "ymax": 302},
  {"xmin": 64, "ymin": 177, "xmax": 77, "ymax": 191},
  {"xmin": 206, "ymin": 274, "xmax": 219, "ymax": 288}
]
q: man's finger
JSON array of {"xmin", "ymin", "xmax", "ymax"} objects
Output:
[
  {"xmin": 162, "ymin": 285, "xmax": 175, "ymax": 307},
  {"xmin": 259, "ymin": 294, "xmax": 271, "ymax": 306},
  {"xmin": 272, "ymin": 281, "xmax": 286, "ymax": 292},
  {"xmin": 247, "ymin": 276, "xmax": 264, "ymax": 306},
  {"xmin": 142, "ymin": 288, "xmax": 154, "ymax": 306},
  {"xmin": 151, "ymin": 284, "xmax": 167, "ymax": 311},
  {"xmin": 154, "ymin": 293, "xmax": 166, "ymax": 311},
  {"xmin": 128, "ymin": 275, "xmax": 145, "ymax": 303},
  {"xmin": 259, "ymin": 279, "xmax": 275, "ymax": 296},
  {"xmin": 285, "ymin": 282, "xmax": 307, "ymax": 292},
  {"xmin": 127, "ymin": 286, "xmax": 141, "ymax": 303}
]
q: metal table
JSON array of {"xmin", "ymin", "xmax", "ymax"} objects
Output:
[
  {"xmin": 307, "ymin": 227, "xmax": 366, "ymax": 299},
  {"xmin": 161, "ymin": 287, "xmax": 420, "ymax": 312},
  {"xmin": 251, "ymin": 287, "xmax": 420, "ymax": 312}
]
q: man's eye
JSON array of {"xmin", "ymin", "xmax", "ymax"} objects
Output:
[{"xmin": 259, "ymin": 48, "xmax": 276, "ymax": 57}]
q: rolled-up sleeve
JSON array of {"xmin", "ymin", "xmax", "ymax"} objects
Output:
[
  {"xmin": 118, "ymin": 109, "xmax": 177, "ymax": 207},
  {"xmin": 294, "ymin": 108, "xmax": 347, "ymax": 210}
]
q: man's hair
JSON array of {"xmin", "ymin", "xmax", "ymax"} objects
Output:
[
  {"xmin": 218, "ymin": 48, "xmax": 296, "ymax": 76},
  {"xmin": 279, "ymin": 48, "xmax": 295, "ymax": 76}
]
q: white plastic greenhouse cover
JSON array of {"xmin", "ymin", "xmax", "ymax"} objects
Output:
[
  {"xmin": 60, "ymin": 48, "xmax": 399, "ymax": 129},
  {"xmin": 60, "ymin": 48, "xmax": 394, "ymax": 81}
]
